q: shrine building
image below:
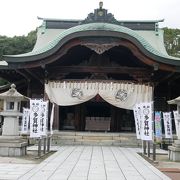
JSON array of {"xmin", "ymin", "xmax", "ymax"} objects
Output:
[{"xmin": 0, "ymin": 2, "xmax": 180, "ymax": 141}]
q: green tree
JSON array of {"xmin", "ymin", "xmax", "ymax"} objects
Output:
[
  {"xmin": 163, "ymin": 27, "xmax": 180, "ymax": 57},
  {"xmin": 0, "ymin": 30, "xmax": 36, "ymax": 59},
  {"xmin": 0, "ymin": 30, "xmax": 37, "ymax": 85}
]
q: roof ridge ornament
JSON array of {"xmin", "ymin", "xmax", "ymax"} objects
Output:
[
  {"xmin": 81, "ymin": 1, "xmax": 118, "ymax": 24},
  {"xmin": 99, "ymin": 1, "xmax": 103, "ymax": 9},
  {"xmin": 9, "ymin": 84, "xmax": 16, "ymax": 94}
]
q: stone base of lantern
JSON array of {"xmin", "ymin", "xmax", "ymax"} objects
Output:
[
  {"xmin": 168, "ymin": 140, "xmax": 180, "ymax": 162},
  {"xmin": 0, "ymin": 136, "xmax": 28, "ymax": 156}
]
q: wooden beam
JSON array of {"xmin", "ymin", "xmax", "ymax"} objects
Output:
[
  {"xmin": 168, "ymin": 74, "xmax": 180, "ymax": 84},
  {"xmin": 47, "ymin": 66, "xmax": 151, "ymax": 75},
  {"xmin": 157, "ymin": 72, "xmax": 175, "ymax": 85},
  {"xmin": 25, "ymin": 69, "xmax": 44, "ymax": 85},
  {"xmin": 15, "ymin": 69, "xmax": 31, "ymax": 82}
]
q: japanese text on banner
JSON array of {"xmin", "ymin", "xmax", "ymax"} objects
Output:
[
  {"xmin": 21, "ymin": 108, "xmax": 30, "ymax": 134},
  {"xmin": 30, "ymin": 100, "xmax": 42, "ymax": 138},
  {"xmin": 163, "ymin": 112, "xmax": 173, "ymax": 139},
  {"xmin": 140, "ymin": 102, "xmax": 153, "ymax": 141},
  {"xmin": 133, "ymin": 104, "xmax": 141, "ymax": 139}
]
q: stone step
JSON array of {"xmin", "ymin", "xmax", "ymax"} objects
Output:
[
  {"xmin": 51, "ymin": 139, "xmax": 140, "ymax": 146},
  {"xmin": 51, "ymin": 131, "xmax": 141, "ymax": 147}
]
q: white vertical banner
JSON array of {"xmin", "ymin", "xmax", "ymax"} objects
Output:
[
  {"xmin": 163, "ymin": 112, "xmax": 173, "ymax": 139},
  {"xmin": 173, "ymin": 111, "xmax": 178, "ymax": 134},
  {"xmin": 50, "ymin": 103, "xmax": 55, "ymax": 135},
  {"xmin": 30, "ymin": 99, "xmax": 42, "ymax": 138},
  {"xmin": 40, "ymin": 101, "xmax": 48, "ymax": 136},
  {"xmin": 21, "ymin": 108, "xmax": 30, "ymax": 134},
  {"xmin": 140, "ymin": 102, "xmax": 153, "ymax": 141},
  {"xmin": 133, "ymin": 104, "xmax": 141, "ymax": 139},
  {"xmin": 173, "ymin": 111, "xmax": 180, "ymax": 138}
]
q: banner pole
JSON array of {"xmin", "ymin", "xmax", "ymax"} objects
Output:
[
  {"xmin": 143, "ymin": 140, "xmax": 147, "ymax": 155},
  {"xmin": 43, "ymin": 137, "xmax": 46, "ymax": 154},
  {"xmin": 47, "ymin": 134, "xmax": 51, "ymax": 152},
  {"xmin": 153, "ymin": 143, "xmax": 156, "ymax": 161},
  {"xmin": 38, "ymin": 138, "xmax": 42, "ymax": 157},
  {"xmin": 147, "ymin": 141, "xmax": 150, "ymax": 157}
]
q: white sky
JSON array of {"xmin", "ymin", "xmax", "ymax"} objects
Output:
[{"xmin": 0, "ymin": 0, "xmax": 180, "ymax": 37}]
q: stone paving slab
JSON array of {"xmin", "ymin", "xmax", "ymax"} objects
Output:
[
  {"xmin": 0, "ymin": 164, "xmax": 36, "ymax": 180},
  {"xmin": 17, "ymin": 146, "xmax": 171, "ymax": 180}
]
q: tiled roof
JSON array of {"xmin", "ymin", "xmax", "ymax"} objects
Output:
[{"xmin": 4, "ymin": 22, "xmax": 180, "ymax": 62}]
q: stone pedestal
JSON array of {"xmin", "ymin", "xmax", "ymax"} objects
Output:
[
  {"xmin": 0, "ymin": 136, "xmax": 28, "ymax": 156},
  {"xmin": 2, "ymin": 116, "xmax": 20, "ymax": 136},
  {"xmin": 0, "ymin": 111, "xmax": 22, "ymax": 136},
  {"xmin": 168, "ymin": 140, "xmax": 180, "ymax": 161}
]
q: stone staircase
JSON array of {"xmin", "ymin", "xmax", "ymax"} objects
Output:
[{"xmin": 51, "ymin": 131, "xmax": 141, "ymax": 147}]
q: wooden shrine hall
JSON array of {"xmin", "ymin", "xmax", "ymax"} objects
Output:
[{"xmin": 1, "ymin": 2, "xmax": 180, "ymax": 134}]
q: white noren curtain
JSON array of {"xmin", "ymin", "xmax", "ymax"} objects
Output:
[{"xmin": 45, "ymin": 81, "xmax": 153, "ymax": 110}]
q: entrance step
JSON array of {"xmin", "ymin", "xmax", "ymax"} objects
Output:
[{"xmin": 52, "ymin": 131, "xmax": 141, "ymax": 147}]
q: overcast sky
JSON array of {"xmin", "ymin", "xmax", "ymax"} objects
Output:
[{"xmin": 0, "ymin": 0, "xmax": 180, "ymax": 37}]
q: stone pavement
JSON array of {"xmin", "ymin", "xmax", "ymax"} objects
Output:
[
  {"xmin": 15, "ymin": 146, "xmax": 170, "ymax": 180},
  {"xmin": 0, "ymin": 163, "xmax": 35, "ymax": 180}
]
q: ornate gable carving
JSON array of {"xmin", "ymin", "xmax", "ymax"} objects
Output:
[{"xmin": 83, "ymin": 43, "xmax": 119, "ymax": 54}]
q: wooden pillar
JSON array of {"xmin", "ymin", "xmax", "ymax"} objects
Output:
[
  {"xmin": 53, "ymin": 104, "xmax": 59, "ymax": 130},
  {"xmin": 75, "ymin": 105, "xmax": 80, "ymax": 131},
  {"xmin": 110, "ymin": 106, "xmax": 115, "ymax": 132},
  {"xmin": 80, "ymin": 104, "xmax": 85, "ymax": 131},
  {"xmin": 117, "ymin": 108, "xmax": 121, "ymax": 132}
]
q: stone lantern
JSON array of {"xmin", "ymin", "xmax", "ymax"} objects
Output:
[
  {"xmin": 0, "ymin": 84, "xmax": 29, "ymax": 156},
  {"xmin": 167, "ymin": 96, "xmax": 180, "ymax": 161}
]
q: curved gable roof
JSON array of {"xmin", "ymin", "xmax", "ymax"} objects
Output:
[{"xmin": 3, "ymin": 22, "xmax": 180, "ymax": 66}]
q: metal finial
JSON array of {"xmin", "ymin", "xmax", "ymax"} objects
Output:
[{"xmin": 99, "ymin": 1, "xmax": 103, "ymax": 9}]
